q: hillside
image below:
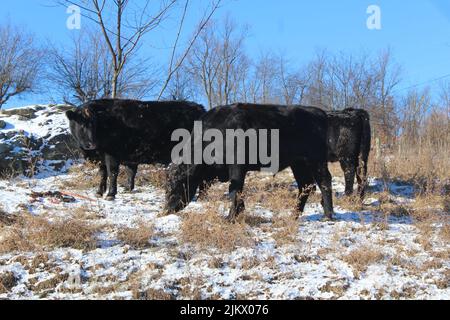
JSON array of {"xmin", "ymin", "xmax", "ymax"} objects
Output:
[{"xmin": 0, "ymin": 105, "xmax": 448, "ymax": 300}]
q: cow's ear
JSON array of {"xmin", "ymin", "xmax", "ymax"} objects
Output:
[
  {"xmin": 82, "ymin": 107, "xmax": 94, "ymax": 119},
  {"xmin": 66, "ymin": 110, "xmax": 78, "ymax": 121}
]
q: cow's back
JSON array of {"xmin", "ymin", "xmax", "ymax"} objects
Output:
[
  {"xmin": 201, "ymin": 103, "xmax": 329, "ymax": 167},
  {"xmin": 91, "ymin": 99, "xmax": 205, "ymax": 163}
]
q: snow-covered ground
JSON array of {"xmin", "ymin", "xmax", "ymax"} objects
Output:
[
  {"xmin": 0, "ymin": 166, "xmax": 448, "ymax": 300},
  {"xmin": 0, "ymin": 105, "xmax": 448, "ymax": 300}
]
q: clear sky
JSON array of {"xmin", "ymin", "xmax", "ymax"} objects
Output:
[{"xmin": 2, "ymin": 0, "xmax": 450, "ymax": 108}]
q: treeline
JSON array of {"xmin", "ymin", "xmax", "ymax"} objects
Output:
[{"xmin": 0, "ymin": 3, "xmax": 449, "ymax": 165}]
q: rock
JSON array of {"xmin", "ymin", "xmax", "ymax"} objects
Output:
[
  {"xmin": 41, "ymin": 134, "xmax": 80, "ymax": 161},
  {"xmin": 0, "ymin": 133, "xmax": 44, "ymax": 177},
  {"xmin": 55, "ymin": 105, "xmax": 74, "ymax": 112},
  {"xmin": 0, "ymin": 105, "xmax": 81, "ymax": 177},
  {"xmin": 1, "ymin": 107, "xmax": 39, "ymax": 120}
]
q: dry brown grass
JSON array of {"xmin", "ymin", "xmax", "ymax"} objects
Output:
[
  {"xmin": 180, "ymin": 208, "xmax": 253, "ymax": 252},
  {"xmin": 443, "ymin": 197, "xmax": 450, "ymax": 213},
  {"xmin": 117, "ymin": 221, "xmax": 154, "ymax": 249},
  {"xmin": 342, "ymin": 246, "xmax": 384, "ymax": 276},
  {"xmin": 439, "ymin": 223, "xmax": 450, "ymax": 243},
  {"xmin": 334, "ymin": 194, "xmax": 365, "ymax": 212},
  {"xmin": 134, "ymin": 165, "xmax": 167, "ymax": 190},
  {"xmin": 245, "ymin": 179, "xmax": 298, "ymax": 214},
  {"xmin": 64, "ymin": 161, "xmax": 99, "ymax": 191},
  {"xmin": 0, "ymin": 271, "xmax": 18, "ymax": 294},
  {"xmin": 319, "ymin": 281, "xmax": 349, "ymax": 298},
  {"xmin": 132, "ymin": 287, "xmax": 175, "ymax": 300},
  {"xmin": 271, "ymin": 214, "xmax": 298, "ymax": 246},
  {"xmin": 0, "ymin": 210, "xmax": 18, "ymax": 226},
  {"xmin": 0, "ymin": 214, "xmax": 99, "ymax": 253},
  {"xmin": 370, "ymin": 144, "xmax": 449, "ymax": 196}
]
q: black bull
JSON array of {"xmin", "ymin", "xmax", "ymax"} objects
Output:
[{"xmin": 165, "ymin": 103, "xmax": 335, "ymax": 221}]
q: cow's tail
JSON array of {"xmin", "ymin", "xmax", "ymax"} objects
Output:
[{"xmin": 358, "ymin": 110, "xmax": 372, "ymax": 198}]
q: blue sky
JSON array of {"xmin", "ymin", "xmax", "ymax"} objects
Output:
[{"xmin": 2, "ymin": 0, "xmax": 450, "ymax": 108}]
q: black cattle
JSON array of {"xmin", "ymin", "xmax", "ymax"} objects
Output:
[
  {"xmin": 165, "ymin": 103, "xmax": 334, "ymax": 221},
  {"xmin": 66, "ymin": 99, "xmax": 206, "ymax": 200},
  {"xmin": 327, "ymin": 108, "xmax": 371, "ymax": 198}
]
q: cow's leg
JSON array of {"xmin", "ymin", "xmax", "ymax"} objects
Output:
[
  {"xmin": 226, "ymin": 166, "xmax": 247, "ymax": 223},
  {"xmin": 340, "ymin": 159, "xmax": 357, "ymax": 196},
  {"xmin": 96, "ymin": 162, "xmax": 108, "ymax": 197},
  {"xmin": 312, "ymin": 163, "xmax": 334, "ymax": 221},
  {"xmin": 124, "ymin": 164, "xmax": 138, "ymax": 192},
  {"xmin": 291, "ymin": 164, "xmax": 316, "ymax": 218},
  {"xmin": 356, "ymin": 158, "xmax": 368, "ymax": 199},
  {"xmin": 105, "ymin": 155, "xmax": 120, "ymax": 201}
]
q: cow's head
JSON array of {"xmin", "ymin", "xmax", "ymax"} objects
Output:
[
  {"xmin": 66, "ymin": 107, "xmax": 98, "ymax": 151},
  {"xmin": 164, "ymin": 164, "xmax": 200, "ymax": 215}
]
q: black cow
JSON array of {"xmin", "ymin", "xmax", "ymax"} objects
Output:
[
  {"xmin": 327, "ymin": 108, "xmax": 371, "ymax": 198},
  {"xmin": 66, "ymin": 99, "xmax": 206, "ymax": 200},
  {"xmin": 165, "ymin": 103, "xmax": 334, "ymax": 221}
]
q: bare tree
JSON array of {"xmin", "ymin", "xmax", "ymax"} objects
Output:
[
  {"xmin": 277, "ymin": 55, "xmax": 311, "ymax": 105},
  {"xmin": 187, "ymin": 17, "xmax": 248, "ymax": 109},
  {"xmin": 57, "ymin": 0, "xmax": 222, "ymax": 101},
  {"xmin": 400, "ymin": 88, "xmax": 431, "ymax": 146},
  {"xmin": 0, "ymin": 24, "xmax": 43, "ymax": 109},
  {"xmin": 304, "ymin": 50, "xmax": 329, "ymax": 109},
  {"xmin": 165, "ymin": 65, "xmax": 197, "ymax": 101},
  {"xmin": 372, "ymin": 48, "xmax": 402, "ymax": 142},
  {"xmin": 48, "ymin": 31, "xmax": 156, "ymax": 105},
  {"xmin": 251, "ymin": 52, "xmax": 279, "ymax": 104},
  {"xmin": 57, "ymin": 0, "xmax": 180, "ymax": 99},
  {"xmin": 157, "ymin": 0, "xmax": 223, "ymax": 100}
]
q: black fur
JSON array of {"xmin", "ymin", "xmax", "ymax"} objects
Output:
[
  {"xmin": 66, "ymin": 99, "xmax": 206, "ymax": 200},
  {"xmin": 165, "ymin": 103, "xmax": 334, "ymax": 221},
  {"xmin": 327, "ymin": 108, "xmax": 371, "ymax": 198}
]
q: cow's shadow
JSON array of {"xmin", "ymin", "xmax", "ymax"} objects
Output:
[{"xmin": 302, "ymin": 210, "xmax": 414, "ymax": 225}]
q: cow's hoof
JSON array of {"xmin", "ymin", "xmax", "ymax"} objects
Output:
[
  {"xmin": 105, "ymin": 196, "xmax": 116, "ymax": 201},
  {"xmin": 95, "ymin": 192, "xmax": 104, "ymax": 198}
]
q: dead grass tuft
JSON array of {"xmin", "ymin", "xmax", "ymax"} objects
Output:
[
  {"xmin": 271, "ymin": 214, "xmax": 298, "ymax": 246},
  {"xmin": 334, "ymin": 195, "xmax": 364, "ymax": 212},
  {"xmin": 0, "ymin": 214, "xmax": 99, "ymax": 253},
  {"xmin": 0, "ymin": 271, "xmax": 18, "ymax": 294},
  {"xmin": 389, "ymin": 205, "xmax": 411, "ymax": 218},
  {"xmin": 443, "ymin": 197, "xmax": 450, "ymax": 213},
  {"xmin": 117, "ymin": 222, "xmax": 154, "ymax": 249},
  {"xmin": 245, "ymin": 175, "xmax": 298, "ymax": 214},
  {"xmin": 439, "ymin": 223, "xmax": 450, "ymax": 243},
  {"xmin": 135, "ymin": 165, "xmax": 167, "ymax": 190},
  {"xmin": 65, "ymin": 162, "xmax": 98, "ymax": 190},
  {"xmin": 319, "ymin": 281, "xmax": 349, "ymax": 298},
  {"xmin": 132, "ymin": 287, "xmax": 175, "ymax": 300},
  {"xmin": 342, "ymin": 246, "xmax": 384, "ymax": 276},
  {"xmin": 0, "ymin": 209, "xmax": 17, "ymax": 226},
  {"xmin": 181, "ymin": 209, "xmax": 253, "ymax": 252}
]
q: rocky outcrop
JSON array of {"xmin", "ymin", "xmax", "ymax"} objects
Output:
[{"xmin": 0, "ymin": 105, "xmax": 80, "ymax": 177}]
